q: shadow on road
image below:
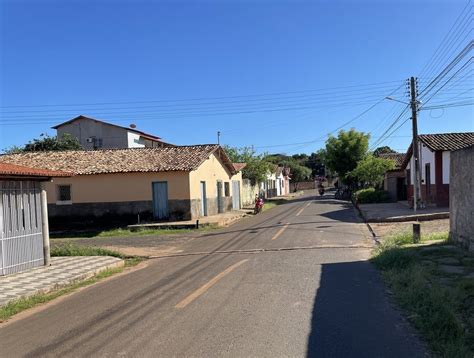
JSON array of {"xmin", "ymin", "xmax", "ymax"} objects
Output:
[{"xmin": 306, "ymin": 261, "xmax": 426, "ymax": 358}]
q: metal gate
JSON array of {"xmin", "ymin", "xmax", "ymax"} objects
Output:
[
  {"xmin": 0, "ymin": 181, "xmax": 44, "ymax": 276},
  {"xmin": 232, "ymin": 181, "xmax": 241, "ymax": 210}
]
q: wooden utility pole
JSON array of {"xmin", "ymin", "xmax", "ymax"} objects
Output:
[
  {"xmin": 217, "ymin": 131, "xmax": 221, "ymax": 145},
  {"xmin": 409, "ymin": 77, "xmax": 422, "ymax": 212}
]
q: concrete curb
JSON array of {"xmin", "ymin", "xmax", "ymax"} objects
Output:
[
  {"xmin": 351, "ymin": 199, "xmax": 380, "ymax": 245},
  {"xmin": 366, "ymin": 212, "xmax": 449, "ymax": 223}
]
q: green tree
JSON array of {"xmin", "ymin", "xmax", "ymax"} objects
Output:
[
  {"xmin": 351, "ymin": 155, "xmax": 395, "ymax": 188},
  {"xmin": 4, "ymin": 134, "xmax": 83, "ymax": 153},
  {"xmin": 286, "ymin": 161, "xmax": 312, "ymax": 191},
  {"xmin": 373, "ymin": 146, "xmax": 396, "ymax": 157},
  {"xmin": 324, "ymin": 129, "xmax": 370, "ymax": 183},
  {"xmin": 224, "ymin": 146, "xmax": 273, "ymax": 185}
]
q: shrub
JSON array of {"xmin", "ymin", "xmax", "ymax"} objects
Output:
[{"xmin": 354, "ymin": 187, "xmax": 390, "ymax": 204}]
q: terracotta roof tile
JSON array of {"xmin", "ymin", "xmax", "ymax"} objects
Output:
[
  {"xmin": 0, "ymin": 145, "xmax": 234, "ymax": 176},
  {"xmin": 378, "ymin": 153, "xmax": 406, "ymax": 169},
  {"xmin": 418, "ymin": 133, "xmax": 474, "ymax": 151},
  {"xmin": 233, "ymin": 163, "xmax": 247, "ymax": 172},
  {"xmin": 0, "ymin": 162, "xmax": 71, "ymax": 178}
]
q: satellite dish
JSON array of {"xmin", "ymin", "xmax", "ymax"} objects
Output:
[{"xmin": 129, "ymin": 123, "xmax": 137, "ymax": 129}]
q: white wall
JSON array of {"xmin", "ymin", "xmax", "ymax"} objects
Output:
[
  {"xmin": 406, "ymin": 142, "xmax": 436, "ymax": 184},
  {"xmin": 442, "ymin": 151, "xmax": 450, "ymax": 184},
  {"xmin": 127, "ymin": 131, "xmax": 146, "ymax": 148}
]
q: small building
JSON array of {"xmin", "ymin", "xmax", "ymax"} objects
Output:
[
  {"xmin": 449, "ymin": 146, "xmax": 474, "ymax": 251},
  {"xmin": 0, "ymin": 163, "xmax": 69, "ymax": 275},
  {"xmin": 0, "ymin": 145, "xmax": 243, "ymax": 223},
  {"xmin": 53, "ymin": 115, "xmax": 174, "ymax": 150},
  {"xmin": 401, "ymin": 132, "xmax": 474, "ymax": 207},
  {"xmin": 379, "ymin": 152, "xmax": 407, "ymax": 202},
  {"xmin": 276, "ymin": 166, "xmax": 291, "ymax": 196}
]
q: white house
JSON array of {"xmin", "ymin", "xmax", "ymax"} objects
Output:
[
  {"xmin": 53, "ymin": 115, "xmax": 174, "ymax": 150},
  {"xmin": 401, "ymin": 132, "xmax": 474, "ymax": 207}
]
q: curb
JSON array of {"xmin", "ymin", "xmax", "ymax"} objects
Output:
[{"xmin": 351, "ymin": 199, "xmax": 380, "ymax": 245}]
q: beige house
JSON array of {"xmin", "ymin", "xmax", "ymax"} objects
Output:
[{"xmin": 0, "ymin": 145, "xmax": 243, "ymax": 222}]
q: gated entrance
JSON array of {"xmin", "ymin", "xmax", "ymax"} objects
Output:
[
  {"xmin": 232, "ymin": 180, "xmax": 241, "ymax": 210},
  {"xmin": 0, "ymin": 181, "xmax": 44, "ymax": 276}
]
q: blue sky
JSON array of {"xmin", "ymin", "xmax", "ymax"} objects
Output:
[{"xmin": 1, "ymin": 0, "xmax": 472, "ymax": 154}]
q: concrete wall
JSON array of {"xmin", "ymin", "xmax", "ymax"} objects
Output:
[
  {"xmin": 242, "ymin": 179, "xmax": 260, "ymax": 207},
  {"xmin": 449, "ymin": 146, "xmax": 474, "ymax": 251},
  {"xmin": 57, "ymin": 118, "xmax": 129, "ymax": 149},
  {"xmin": 442, "ymin": 151, "xmax": 450, "ymax": 184},
  {"xmin": 127, "ymin": 132, "xmax": 146, "ymax": 148},
  {"xmin": 384, "ymin": 170, "xmax": 405, "ymax": 201}
]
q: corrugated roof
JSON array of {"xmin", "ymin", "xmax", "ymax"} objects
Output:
[
  {"xmin": 0, "ymin": 162, "xmax": 71, "ymax": 178},
  {"xmin": 0, "ymin": 145, "xmax": 236, "ymax": 176}
]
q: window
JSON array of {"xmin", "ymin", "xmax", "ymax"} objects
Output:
[
  {"xmin": 57, "ymin": 185, "xmax": 72, "ymax": 204},
  {"xmin": 224, "ymin": 182, "xmax": 230, "ymax": 197}
]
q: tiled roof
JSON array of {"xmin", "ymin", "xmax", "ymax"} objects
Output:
[
  {"xmin": 0, "ymin": 145, "xmax": 235, "ymax": 176},
  {"xmin": 378, "ymin": 153, "xmax": 406, "ymax": 169},
  {"xmin": 401, "ymin": 132, "xmax": 474, "ymax": 169},
  {"xmin": 0, "ymin": 162, "xmax": 71, "ymax": 178},
  {"xmin": 418, "ymin": 133, "xmax": 474, "ymax": 151},
  {"xmin": 233, "ymin": 163, "xmax": 247, "ymax": 172}
]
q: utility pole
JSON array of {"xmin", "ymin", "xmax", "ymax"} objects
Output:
[
  {"xmin": 409, "ymin": 77, "xmax": 422, "ymax": 213},
  {"xmin": 217, "ymin": 131, "xmax": 221, "ymax": 145}
]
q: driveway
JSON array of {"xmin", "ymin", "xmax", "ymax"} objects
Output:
[{"xmin": 0, "ymin": 191, "xmax": 427, "ymax": 357}]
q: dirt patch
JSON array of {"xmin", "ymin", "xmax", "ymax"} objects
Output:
[
  {"xmin": 371, "ymin": 219, "xmax": 449, "ymax": 239},
  {"xmin": 100, "ymin": 245, "xmax": 184, "ymax": 258}
]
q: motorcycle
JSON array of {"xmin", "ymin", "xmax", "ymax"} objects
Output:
[
  {"xmin": 254, "ymin": 197, "xmax": 264, "ymax": 214},
  {"xmin": 318, "ymin": 187, "xmax": 325, "ymax": 196}
]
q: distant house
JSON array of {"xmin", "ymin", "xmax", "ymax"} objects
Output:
[
  {"xmin": 401, "ymin": 132, "xmax": 474, "ymax": 207},
  {"xmin": 276, "ymin": 166, "xmax": 291, "ymax": 196},
  {"xmin": 0, "ymin": 145, "xmax": 243, "ymax": 223},
  {"xmin": 0, "ymin": 163, "xmax": 69, "ymax": 275},
  {"xmin": 379, "ymin": 152, "xmax": 407, "ymax": 202},
  {"xmin": 53, "ymin": 115, "xmax": 174, "ymax": 150}
]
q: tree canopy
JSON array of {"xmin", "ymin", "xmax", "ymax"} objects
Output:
[
  {"xmin": 324, "ymin": 129, "xmax": 370, "ymax": 182},
  {"xmin": 4, "ymin": 134, "xmax": 83, "ymax": 153},
  {"xmin": 373, "ymin": 146, "xmax": 396, "ymax": 157},
  {"xmin": 351, "ymin": 155, "xmax": 395, "ymax": 188},
  {"xmin": 224, "ymin": 146, "xmax": 273, "ymax": 185}
]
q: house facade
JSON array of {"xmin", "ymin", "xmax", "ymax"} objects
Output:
[
  {"xmin": 276, "ymin": 167, "xmax": 290, "ymax": 196},
  {"xmin": 0, "ymin": 163, "xmax": 69, "ymax": 275},
  {"xmin": 401, "ymin": 132, "xmax": 474, "ymax": 207},
  {"xmin": 0, "ymin": 145, "xmax": 243, "ymax": 223},
  {"xmin": 53, "ymin": 115, "xmax": 173, "ymax": 150},
  {"xmin": 379, "ymin": 152, "xmax": 407, "ymax": 202}
]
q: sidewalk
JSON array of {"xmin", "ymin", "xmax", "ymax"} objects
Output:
[
  {"xmin": 358, "ymin": 202, "xmax": 449, "ymax": 223},
  {"xmin": 0, "ymin": 256, "xmax": 123, "ymax": 307},
  {"xmin": 127, "ymin": 209, "xmax": 252, "ymax": 230}
]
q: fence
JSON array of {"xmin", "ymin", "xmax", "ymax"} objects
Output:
[{"xmin": 0, "ymin": 180, "xmax": 45, "ymax": 275}]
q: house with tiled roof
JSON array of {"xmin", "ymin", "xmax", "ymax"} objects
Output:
[
  {"xmin": 401, "ymin": 132, "xmax": 474, "ymax": 207},
  {"xmin": 376, "ymin": 152, "xmax": 407, "ymax": 202},
  {"xmin": 0, "ymin": 163, "xmax": 70, "ymax": 275},
  {"xmin": 53, "ymin": 115, "xmax": 174, "ymax": 150},
  {"xmin": 0, "ymin": 145, "xmax": 245, "ymax": 223}
]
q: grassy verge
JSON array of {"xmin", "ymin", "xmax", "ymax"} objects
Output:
[
  {"xmin": 372, "ymin": 232, "xmax": 474, "ymax": 357},
  {"xmin": 0, "ymin": 245, "xmax": 143, "ymax": 322},
  {"xmin": 50, "ymin": 225, "xmax": 219, "ymax": 239}
]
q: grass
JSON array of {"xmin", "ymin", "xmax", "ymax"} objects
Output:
[
  {"xmin": 50, "ymin": 225, "xmax": 218, "ymax": 239},
  {"xmin": 263, "ymin": 199, "xmax": 287, "ymax": 212},
  {"xmin": 0, "ymin": 244, "xmax": 144, "ymax": 322},
  {"xmin": 372, "ymin": 231, "xmax": 474, "ymax": 357}
]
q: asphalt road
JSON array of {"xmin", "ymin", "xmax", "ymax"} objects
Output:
[{"xmin": 0, "ymin": 192, "xmax": 427, "ymax": 357}]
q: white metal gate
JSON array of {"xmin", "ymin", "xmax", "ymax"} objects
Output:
[{"xmin": 0, "ymin": 181, "xmax": 44, "ymax": 276}]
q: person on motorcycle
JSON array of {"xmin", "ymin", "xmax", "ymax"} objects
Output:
[{"xmin": 254, "ymin": 194, "xmax": 264, "ymax": 214}]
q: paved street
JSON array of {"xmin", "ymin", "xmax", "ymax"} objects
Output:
[{"xmin": 0, "ymin": 192, "xmax": 426, "ymax": 357}]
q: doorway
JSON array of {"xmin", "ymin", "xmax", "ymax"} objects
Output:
[
  {"xmin": 152, "ymin": 181, "xmax": 169, "ymax": 220},
  {"xmin": 200, "ymin": 181, "xmax": 207, "ymax": 216}
]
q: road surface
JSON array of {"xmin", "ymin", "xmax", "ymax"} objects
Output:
[{"xmin": 0, "ymin": 192, "xmax": 426, "ymax": 357}]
